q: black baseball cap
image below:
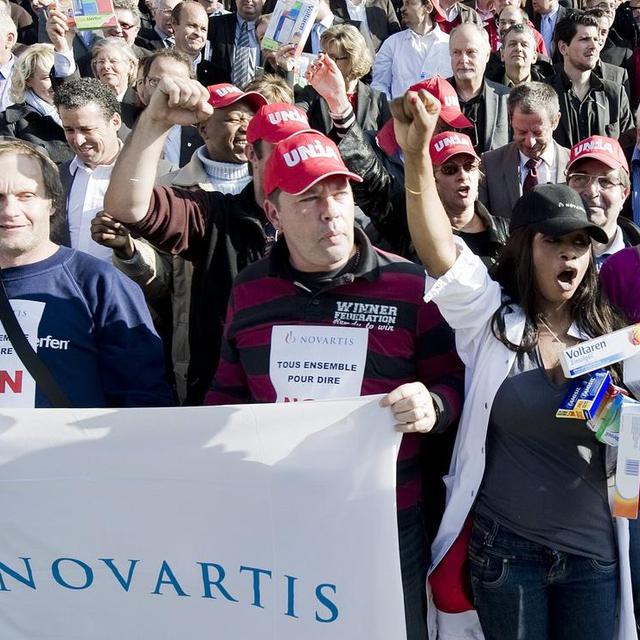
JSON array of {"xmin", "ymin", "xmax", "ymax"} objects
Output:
[{"xmin": 509, "ymin": 183, "xmax": 609, "ymax": 244}]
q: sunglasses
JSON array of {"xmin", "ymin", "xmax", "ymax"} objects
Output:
[{"xmin": 437, "ymin": 160, "xmax": 480, "ymax": 176}]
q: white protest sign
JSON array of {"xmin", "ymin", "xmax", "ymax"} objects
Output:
[
  {"xmin": 0, "ymin": 300, "xmax": 45, "ymax": 408},
  {"xmin": 270, "ymin": 325, "xmax": 369, "ymax": 402},
  {"xmin": 0, "ymin": 398, "xmax": 407, "ymax": 639}
]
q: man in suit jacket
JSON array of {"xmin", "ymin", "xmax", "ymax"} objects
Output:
[
  {"xmin": 138, "ymin": 0, "xmax": 181, "ymax": 49},
  {"xmin": 207, "ymin": 0, "xmax": 264, "ymax": 86},
  {"xmin": 480, "ymin": 81, "xmax": 570, "ymax": 218},
  {"xmin": 531, "ymin": 0, "xmax": 567, "ymax": 60},
  {"xmin": 171, "ymin": 0, "xmax": 217, "ymax": 85},
  {"xmin": 546, "ymin": 12, "xmax": 633, "ymax": 148},
  {"xmin": 138, "ymin": 48, "xmax": 204, "ymax": 167},
  {"xmin": 330, "ymin": 0, "xmax": 401, "ymax": 51},
  {"xmin": 448, "ymin": 23, "xmax": 510, "ymax": 153}
]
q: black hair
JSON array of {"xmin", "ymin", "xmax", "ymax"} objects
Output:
[{"xmin": 53, "ymin": 78, "xmax": 121, "ymax": 121}]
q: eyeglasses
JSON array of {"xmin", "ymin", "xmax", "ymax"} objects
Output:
[
  {"xmin": 117, "ymin": 21, "xmax": 137, "ymax": 31},
  {"xmin": 437, "ymin": 160, "xmax": 480, "ymax": 175},
  {"xmin": 324, "ymin": 52, "xmax": 349, "ymax": 62},
  {"xmin": 566, "ymin": 172, "xmax": 623, "ymax": 190}
]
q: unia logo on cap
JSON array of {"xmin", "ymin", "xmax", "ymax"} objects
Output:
[
  {"xmin": 434, "ymin": 134, "xmax": 471, "ymax": 152},
  {"xmin": 443, "ymin": 95, "xmax": 459, "ymax": 107},
  {"xmin": 267, "ymin": 110, "xmax": 307, "ymax": 125},
  {"xmin": 573, "ymin": 138, "xmax": 614, "ymax": 158},
  {"xmin": 283, "ymin": 140, "xmax": 339, "ymax": 167},
  {"xmin": 215, "ymin": 86, "xmax": 241, "ymax": 97}
]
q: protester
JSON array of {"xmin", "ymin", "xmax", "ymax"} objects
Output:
[
  {"xmin": 137, "ymin": 0, "xmax": 180, "ymax": 49},
  {"xmin": 296, "ymin": 24, "xmax": 391, "ymax": 135},
  {"xmin": 546, "ymin": 12, "xmax": 634, "ymax": 148},
  {"xmin": 170, "ymin": 1, "xmax": 215, "ymax": 84},
  {"xmin": 447, "ymin": 23, "xmax": 510, "ymax": 152},
  {"xmin": 102, "ymin": 78, "xmax": 309, "ymax": 404},
  {"xmin": 207, "ymin": 0, "xmax": 264, "ymax": 86},
  {"xmin": 55, "ymin": 78, "xmax": 171, "ymax": 261},
  {"xmin": 0, "ymin": 43, "xmax": 72, "ymax": 164},
  {"xmin": 94, "ymin": 83, "xmax": 267, "ymax": 402},
  {"xmin": 565, "ymin": 135, "xmax": 638, "ymax": 267},
  {"xmin": 0, "ymin": 138, "xmax": 172, "ymax": 407},
  {"xmin": 430, "ymin": 131, "xmax": 508, "ymax": 266},
  {"xmin": 206, "ymin": 128, "xmax": 464, "ymax": 640},
  {"xmin": 480, "ymin": 81, "xmax": 568, "ymax": 218},
  {"xmin": 371, "ymin": 0, "xmax": 452, "ymax": 99},
  {"xmin": 393, "ymin": 85, "xmax": 633, "ymax": 640}
]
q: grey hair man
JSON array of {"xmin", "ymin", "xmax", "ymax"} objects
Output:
[{"xmin": 479, "ymin": 81, "xmax": 569, "ymax": 218}]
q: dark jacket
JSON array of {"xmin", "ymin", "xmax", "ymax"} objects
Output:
[
  {"xmin": 128, "ymin": 181, "xmax": 271, "ymax": 405},
  {"xmin": 547, "ymin": 70, "xmax": 634, "ymax": 148},
  {"xmin": 295, "ymin": 80, "xmax": 391, "ymax": 135},
  {"xmin": 0, "ymin": 103, "xmax": 73, "ymax": 164}
]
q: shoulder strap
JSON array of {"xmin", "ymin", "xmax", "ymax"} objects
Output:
[{"xmin": 0, "ymin": 275, "xmax": 70, "ymax": 408}]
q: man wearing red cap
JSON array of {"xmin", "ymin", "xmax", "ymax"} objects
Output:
[
  {"xmin": 565, "ymin": 134, "xmax": 638, "ymax": 268},
  {"xmin": 206, "ymin": 129, "xmax": 464, "ymax": 640},
  {"xmin": 103, "ymin": 78, "xmax": 311, "ymax": 404},
  {"xmin": 430, "ymin": 131, "xmax": 508, "ymax": 266},
  {"xmin": 92, "ymin": 82, "xmax": 267, "ymax": 402}
]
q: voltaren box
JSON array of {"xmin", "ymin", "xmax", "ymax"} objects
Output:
[
  {"xmin": 261, "ymin": 0, "xmax": 319, "ymax": 56},
  {"xmin": 560, "ymin": 324, "xmax": 640, "ymax": 378},
  {"xmin": 613, "ymin": 400, "xmax": 640, "ymax": 519}
]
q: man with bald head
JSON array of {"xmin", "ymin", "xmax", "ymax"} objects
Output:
[{"xmin": 447, "ymin": 22, "xmax": 510, "ymax": 152}]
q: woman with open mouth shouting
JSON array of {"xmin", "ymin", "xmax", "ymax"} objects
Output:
[{"xmin": 391, "ymin": 88, "xmax": 633, "ymax": 640}]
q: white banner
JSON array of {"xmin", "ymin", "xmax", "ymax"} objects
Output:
[{"xmin": 0, "ymin": 397, "xmax": 407, "ymax": 639}]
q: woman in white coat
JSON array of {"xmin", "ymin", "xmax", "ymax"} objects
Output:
[{"xmin": 390, "ymin": 90, "xmax": 635, "ymax": 640}]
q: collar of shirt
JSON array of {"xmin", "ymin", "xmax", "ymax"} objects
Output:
[
  {"xmin": 237, "ymin": 14, "xmax": 256, "ymax": 29},
  {"xmin": 406, "ymin": 24, "xmax": 447, "ymax": 42},
  {"xmin": 559, "ymin": 68, "xmax": 603, "ymax": 93},
  {"xmin": 518, "ymin": 143, "xmax": 555, "ymax": 173},
  {"xmin": 191, "ymin": 51, "xmax": 203, "ymax": 72},
  {"xmin": 542, "ymin": 6, "xmax": 559, "ymax": 22},
  {"xmin": 503, "ymin": 72, "xmax": 531, "ymax": 87},
  {"xmin": 594, "ymin": 224, "xmax": 625, "ymax": 258},
  {"xmin": 0, "ymin": 55, "xmax": 14, "ymax": 80},
  {"xmin": 154, "ymin": 26, "xmax": 171, "ymax": 41}
]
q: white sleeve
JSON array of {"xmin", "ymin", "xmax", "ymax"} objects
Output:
[
  {"xmin": 53, "ymin": 49, "xmax": 77, "ymax": 78},
  {"xmin": 371, "ymin": 39, "xmax": 393, "ymax": 99}
]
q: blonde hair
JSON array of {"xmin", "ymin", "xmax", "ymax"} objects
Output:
[
  {"xmin": 244, "ymin": 73, "xmax": 293, "ymax": 104},
  {"xmin": 320, "ymin": 24, "xmax": 372, "ymax": 81},
  {"xmin": 10, "ymin": 43, "xmax": 54, "ymax": 103},
  {"xmin": 90, "ymin": 37, "xmax": 138, "ymax": 87}
]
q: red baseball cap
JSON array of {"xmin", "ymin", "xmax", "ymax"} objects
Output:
[
  {"xmin": 408, "ymin": 76, "xmax": 472, "ymax": 129},
  {"xmin": 567, "ymin": 135, "xmax": 629, "ymax": 173},
  {"xmin": 263, "ymin": 131, "xmax": 363, "ymax": 196},
  {"xmin": 430, "ymin": 131, "xmax": 479, "ymax": 165},
  {"xmin": 207, "ymin": 83, "xmax": 267, "ymax": 112},
  {"xmin": 376, "ymin": 76, "xmax": 472, "ymax": 157},
  {"xmin": 246, "ymin": 103, "xmax": 312, "ymax": 144}
]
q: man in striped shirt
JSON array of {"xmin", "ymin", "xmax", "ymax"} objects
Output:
[{"xmin": 206, "ymin": 130, "xmax": 464, "ymax": 640}]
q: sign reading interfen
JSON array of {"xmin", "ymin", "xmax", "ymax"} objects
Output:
[{"xmin": 0, "ymin": 398, "xmax": 406, "ymax": 639}]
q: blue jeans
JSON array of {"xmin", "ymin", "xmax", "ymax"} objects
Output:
[{"xmin": 469, "ymin": 513, "xmax": 618, "ymax": 640}]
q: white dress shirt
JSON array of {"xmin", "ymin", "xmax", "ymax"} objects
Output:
[
  {"xmin": 67, "ymin": 155, "xmax": 119, "ymax": 262},
  {"xmin": 310, "ymin": 13, "xmax": 336, "ymax": 54},
  {"xmin": 371, "ymin": 26, "xmax": 452, "ymax": 99}
]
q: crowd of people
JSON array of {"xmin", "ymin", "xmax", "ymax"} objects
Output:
[{"xmin": 0, "ymin": 0, "xmax": 639, "ymax": 636}]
